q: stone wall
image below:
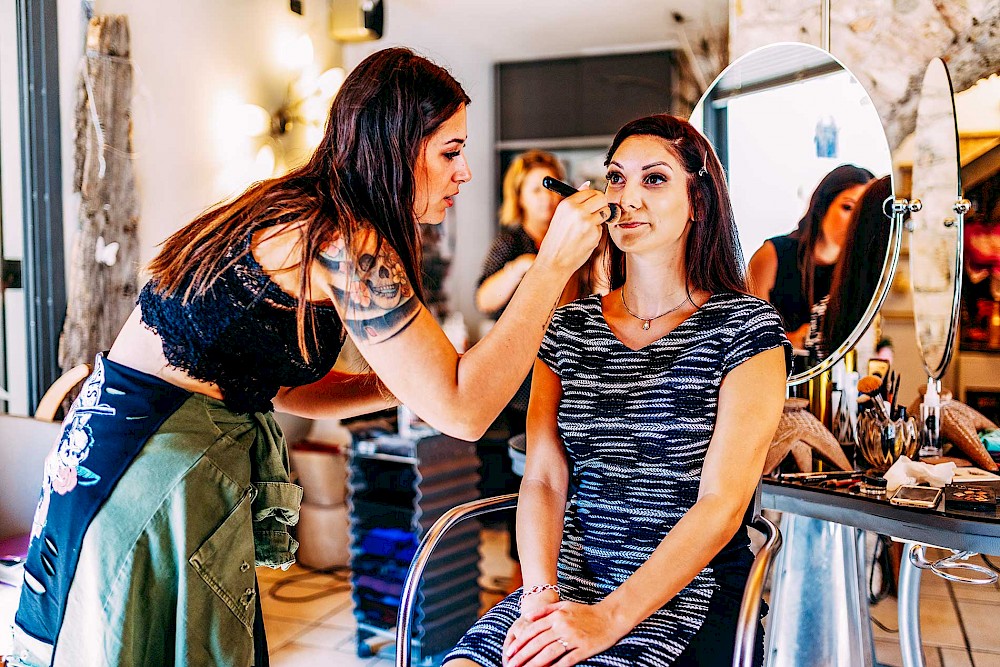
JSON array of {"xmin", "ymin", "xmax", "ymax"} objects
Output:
[{"xmin": 730, "ymin": 0, "xmax": 1000, "ymax": 149}]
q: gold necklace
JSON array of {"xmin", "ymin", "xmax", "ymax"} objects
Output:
[{"xmin": 620, "ymin": 288, "xmax": 691, "ymax": 330}]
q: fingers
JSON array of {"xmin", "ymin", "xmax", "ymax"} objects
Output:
[
  {"xmin": 506, "ymin": 629, "xmax": 568, "ymax": 667},
  {"xmin": 503, "ymin": 617, "xmax": 527, "ymax": 654},
  {"xmin": 505, "ymin": 618, "xmax": 551, "ymax": 658},
  {"xmin": 524, "ymin": 641, "xmax": 574, "ymax": 667},
  {"xmin": 562, "ymin": 189, "xmax": 610, "ymax": 218}
]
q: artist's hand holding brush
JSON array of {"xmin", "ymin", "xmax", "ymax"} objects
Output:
[{"xmin": 534, "ymin": 184, "xmax": 608, "ymax": 278}]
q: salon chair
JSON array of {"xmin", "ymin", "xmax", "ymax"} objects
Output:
[{"xmin": 394, "ymin": 483, "xmax": 781, "ymax": 667}]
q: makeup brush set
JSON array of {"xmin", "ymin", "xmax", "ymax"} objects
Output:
[{"xmin": 856, "ymin": 367, "xmax": 919, "ymax": 472}]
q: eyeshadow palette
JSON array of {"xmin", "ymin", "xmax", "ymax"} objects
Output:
[{"xmin": 944, "ymin": 484, "xmax": 997, "ymax": 511}]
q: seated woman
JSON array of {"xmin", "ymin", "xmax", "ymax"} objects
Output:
[
  {"xmin": 445, "ymin": 114, "xmax": 791, "ymax": 667},
  {"xmin": 747, "ymin": 164, "xmax": 873, "ymax": 349}
]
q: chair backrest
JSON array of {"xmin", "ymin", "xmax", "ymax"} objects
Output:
[
  {"xmin": 0, "ymin": 415, "xmax": 60, "ymax": 540},
  {"xmin": 34, "ymin": 363, "xmax": 90, "ymax": 422}
]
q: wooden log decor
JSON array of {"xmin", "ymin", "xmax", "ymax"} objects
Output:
[{"xmin": 59, "ymin": 15, "xmax": 139, "ymax": 382}]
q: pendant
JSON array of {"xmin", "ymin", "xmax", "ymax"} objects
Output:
[{"xmin": 642, "ymin": 320, "xmax": 650, "ymax": 330}]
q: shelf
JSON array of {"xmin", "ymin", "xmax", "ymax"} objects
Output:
[
  {"xmin": 495, "ymin": 135, "xmax": 616, "ymax": 151},
  {"xmin": 347, "ymin": 432, "xmax": 482, "ymax": 662}
]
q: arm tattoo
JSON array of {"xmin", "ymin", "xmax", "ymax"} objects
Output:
[{"xmin": 318, "ymin": 232, "xmax": 421, "ymax": 344}]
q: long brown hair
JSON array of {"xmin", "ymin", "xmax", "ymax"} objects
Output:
[
  {"xmin": 603, "ymin": 114, "xmax": 745, "ymax": 296},
  {"xmin": 792, "ymin": 164, "xmax": 874, "ymax": 306},
  {"xmin": 147, "ymin": 48, "xmax": 470, "ymax": 359},
  {"xmin": 821, "ymin": 175, "xmax": 891, "ymax": 351}
]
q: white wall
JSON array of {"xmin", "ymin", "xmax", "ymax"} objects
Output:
[{"xmin": 88, "ymin": 0, "xmax": 341, "ymax": 265}]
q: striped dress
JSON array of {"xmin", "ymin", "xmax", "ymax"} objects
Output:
[{"xmin": 446, "ymin": 292, "xmax": 790, "ymax": 667}]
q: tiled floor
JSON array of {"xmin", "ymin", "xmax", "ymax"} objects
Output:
[
  {"xmin": 260, "ymin": 527, "xmax": 515, "ymax": 666},
  {"xmin": 869, "ymin": 548, "xmax": 1000, "ymax": 667},
  {"xmin": 261, "ymin": 532, "xmax": 1000, "ymax": 666}
]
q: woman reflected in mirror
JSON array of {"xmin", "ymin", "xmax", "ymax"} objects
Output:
[
  {"xmin": 747, "ymin": 164, "xmax": 874, "ymax": 349},
  {"xmin": 805, "ymin": 175, "xmax": 893, "ymax": 363},
  {"xmin": 445, "ymin": 114, "xmax": 791, "ymax": 667}
]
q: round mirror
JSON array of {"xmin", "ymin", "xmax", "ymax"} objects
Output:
[
  {"xmin": 908, "ymin": 57, "xmax": 963, "ymax": 380},
  {"xmin": 690, "ymin": 43, "xmax": 897, "ymax": 385}
]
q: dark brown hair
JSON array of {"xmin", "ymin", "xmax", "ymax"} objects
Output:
[
  {"xmin": 792, "ymin": 164, "xmax": 874, "ymax": 306},
  {"xmin": 821, "ymin": 175, "xmax": 892, "ymax": 352},
  {"xmin": 147, "ymin": 47, "xmax": 470, "ymax": 358},
  {"xmin": 603, "ymin": 113, "xmax": 745, "ymax": 295}
]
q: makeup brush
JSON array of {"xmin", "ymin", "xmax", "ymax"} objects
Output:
[
  {"xmin": 888, "ymin": 372, "xmax": 902, "ymax": 418},
  {"xmin": 543, "ymin": 176, "xmax": 621, "ymax": 225},
  {"xmin": 857, "ymin": 374, "xmax": 890, "ymax": 420}
]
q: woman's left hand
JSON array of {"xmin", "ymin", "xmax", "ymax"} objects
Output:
[{"xmin": 503, "ymin": 600, "xmax": 629, "ymax": 667}]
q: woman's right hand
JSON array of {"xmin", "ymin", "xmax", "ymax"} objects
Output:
[{"xmin": 535, "ymin": 190, "xmax": 608, "ymax": 276}]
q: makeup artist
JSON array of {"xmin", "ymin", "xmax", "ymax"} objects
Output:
[
  {"xmin": 747, "ymin": 164, "xmax": 874, "ymax": 349},
  {"xmin": 8, "ymin": 48, "xmax": 607, "ymax": 667}
]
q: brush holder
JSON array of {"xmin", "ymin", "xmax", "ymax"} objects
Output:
[{"xmin": 857, "ymin": 410, "xmax": 919, "ymax": 472}]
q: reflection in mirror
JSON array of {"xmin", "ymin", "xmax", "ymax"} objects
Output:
[
  {"xmin": 690, "ymin": 43, "xmax": 895, "ymax": 384},
  {"xmin": 909, "ymin": 57, "xmax": 963, "ymax": 380}
]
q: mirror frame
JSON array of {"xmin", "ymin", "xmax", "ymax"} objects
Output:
[
  {"xmin": 689, "ymin": 42, "xmax": 901, "ymax": 386},
  {"xmin": 908, "ymin": 57, "xmax": 964, "ymax": 382}
]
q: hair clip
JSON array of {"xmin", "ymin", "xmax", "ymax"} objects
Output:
[{"xmin": 697, "ymin": 151, "xmax": 708, "ymax": 177}]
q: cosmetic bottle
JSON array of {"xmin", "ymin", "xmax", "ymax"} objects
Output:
[{"xmin": 918, "ymin": 378, "xmax": 942, "ymax": 458}]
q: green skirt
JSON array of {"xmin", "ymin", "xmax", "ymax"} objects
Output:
[{"xmin": 11, "ymin": 389, "xmax": 302, "ymax": 667}]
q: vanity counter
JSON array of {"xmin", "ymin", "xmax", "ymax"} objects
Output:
[
  {"xmin": 762, "ymin": 478, "xmax": 1000, "ymax": 554},
  {"xmin": 762, "ymin": 477, "xmax": 999, "ymax": 667}
]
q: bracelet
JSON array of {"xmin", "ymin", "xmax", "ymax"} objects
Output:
[{"xmin": 520, "ymin": 584, "xmax": 559, "ymax": 601}]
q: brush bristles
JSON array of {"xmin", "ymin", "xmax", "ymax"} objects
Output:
[{"xmin": 857, "ymin": 375, "xmax": 883, "ymax": 395}]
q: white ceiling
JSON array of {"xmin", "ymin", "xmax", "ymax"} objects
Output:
[{"xmin": 400, "ymin": 0, "xmax": 728, "ymax": 61}]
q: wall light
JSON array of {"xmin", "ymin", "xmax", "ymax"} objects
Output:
[
  {"xmin": 242, "ymin": 66, "xmax": 345, "ymax": 144},
  {"xmin": 275, "ymin": 65, "xmax": 345, "ymax": 133},
  {"xmin": 221, "ymin": 31, "xmax": 345, "ymax": 195},
  {"xmin": 237, "ymin": 103, "xmax": 274, "ymax": 137}
]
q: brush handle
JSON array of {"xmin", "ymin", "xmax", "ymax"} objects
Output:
[
  {"xmin": 889, "ymin": 373, "xmax": 901, "ymax": 418},
  {"xmin": 541, "ymin": 176, "xmax": 579, "ymax": 198},
  {"xmin": 542, "ymin": 176, "xmax": 620, "ymax": 223}
]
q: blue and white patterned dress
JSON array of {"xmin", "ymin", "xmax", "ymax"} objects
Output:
[{"xmin": 446, "ymin": 292, "xmax": 791, "ymax": 667}]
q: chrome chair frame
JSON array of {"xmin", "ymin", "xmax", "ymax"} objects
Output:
[{"xmin": 395, "ymin": 487, "xmax": 781, "ymax": 667}]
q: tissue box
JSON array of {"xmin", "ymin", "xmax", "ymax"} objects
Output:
[
  {"xmin": 295, "ymin": 504, "xmax": 350, "ymax": 570},
  {"xmin": 290, "ymin": 444, "xmax": 348, "ymax": 507}
]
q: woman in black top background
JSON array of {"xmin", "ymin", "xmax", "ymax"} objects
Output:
[{"xmin": 747, "ymin": 164, "xmax": 873, "ymax": 349}]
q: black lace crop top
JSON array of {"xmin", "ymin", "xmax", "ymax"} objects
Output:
[{"xmin": 138, "ymin": 224, "xmax": 346, "ymax": 414}]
